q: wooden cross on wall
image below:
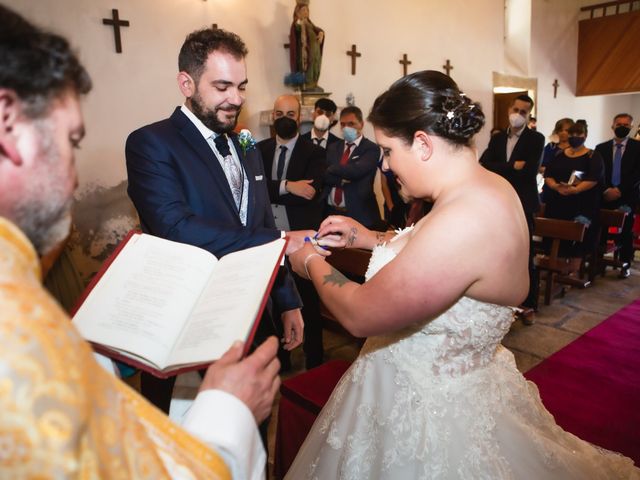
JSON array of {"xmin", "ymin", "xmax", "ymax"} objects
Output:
[
  {"xmin": 399, "ymin": 54, "xmax": 412, "ymax": 76},
  {"xmin": 552, "ymin": 79, "xmax": 560, "ymax": 98},
  {"xmin": 346, "ymin": 44, "xmax": 361, "ymax": 75},
  {"xmin": 442, "ymin": 59, "xmax": 453, "ymax": 76},
  {"xmin": 102, "ymin": 9, "xmax": 130, "ymax": 53}
]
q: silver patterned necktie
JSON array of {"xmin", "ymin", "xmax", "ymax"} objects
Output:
[{"xmin": 213, "ymin": 134, "xmax": 243, "ymax": 209}]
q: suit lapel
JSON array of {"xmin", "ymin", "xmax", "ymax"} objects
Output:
[
  {"xmin": 508, "ymin": 128, "xmax": 527, "ymax": 162},
  {"xmin": 331, "ymin": 140, "xmax": 346, "ymax": 166},
  {"xmin": 231, "ymin": 134, "xmax": 257, "ymax": 225},
  {"xmin": 499, "ymin": 133, "xmax": 509, "ymax": 162},
  {"xmin": 171, "ymin": 109, "xmax": 238, "ymax": 215},
  {"xmin": 621, "ymin": 139, "xmax": 637, "ymax": 176},
  {"xmin": 287, "ymin": 138, "xmax": 306, "ymax": 179},
  {"xmin": 262, "ymin": 138, "xmax": 276, "ymax": 180},
  {"xmin": 602, "ymin": 140, "xmax": 614, "ymax": 183}
]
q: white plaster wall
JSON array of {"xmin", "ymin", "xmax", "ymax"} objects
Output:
[
  {"xmin": 6, "ymin": 0, "xmax": 504, "ymax": 191},
  {"xmin": 505, "ymin": 0, "xmax": 532, "ymax": 76},
  {"xmin": 530, "ymin": 0, "xmax": 639, "ymax": 148}
]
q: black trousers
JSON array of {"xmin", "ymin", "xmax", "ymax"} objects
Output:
[
  {"xmin": 616, "ymin": 211, "xmax": 636, "ymax": 265},
  {"xmin": 522, "ymin": 211, "xmax": 540, "ymax": 310}
]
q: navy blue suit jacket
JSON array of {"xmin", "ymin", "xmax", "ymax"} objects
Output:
[
  {"xmin": 125, "ymin": 107, "xmax": 301, "ymax": 314},
  {"xmin": 257, "ymin": 136, "xmax": 327, "ymax": 230},
  {"xmin": 321, "ymin": 136, "xmax": 382, "ymax": 228},
  {"xmin": 300, "ymin": 130, "xmax": 341, "ymax": 149},
  {"xmin": 595, "ymin": 137, "xmax": 640, "ymax": 209}
]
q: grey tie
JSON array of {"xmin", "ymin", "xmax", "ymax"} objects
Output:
[{"xmin": 213, "ymin": 134, "xmax": 243, "ymax": 209}]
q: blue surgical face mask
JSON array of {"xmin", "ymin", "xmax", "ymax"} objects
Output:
[
  {"xmin": 342, "ymin": 126, "xmax": 359, "ymax": 143},
  {"xmin": 568, "ymin": 136, "xmax": 585, "ymax": 149}
]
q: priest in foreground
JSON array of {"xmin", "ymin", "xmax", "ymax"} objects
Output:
[{"xmin": 0, "ymin": 5, "xmax": 277, "ymax": 479}]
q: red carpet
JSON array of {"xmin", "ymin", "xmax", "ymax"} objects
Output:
[{"xmin": 525, "ymin": 298, "xmax": 640, "ymax": 464}]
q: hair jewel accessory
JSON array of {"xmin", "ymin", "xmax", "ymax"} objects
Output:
[{"xmin": 445, "ymin": 110, "xmax": 455, "ymax": 120}]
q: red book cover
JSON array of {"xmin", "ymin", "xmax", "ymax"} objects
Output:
[{"xmin": 72, "ymin": 232, "xmax": 288, "ymax": 378}]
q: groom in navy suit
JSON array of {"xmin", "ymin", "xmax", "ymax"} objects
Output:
[{"xmin": 125, "ymin": 28, "xmax": 309, "ymax": 414}]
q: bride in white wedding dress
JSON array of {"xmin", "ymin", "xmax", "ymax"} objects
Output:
[{"xmin": 287, "ymin": 71, "xmax": 639, "ymax": 479}]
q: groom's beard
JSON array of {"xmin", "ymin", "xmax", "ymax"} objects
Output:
[{"xmin": 190, "ymin": 91, "xmax": 242, "ymax": 134}]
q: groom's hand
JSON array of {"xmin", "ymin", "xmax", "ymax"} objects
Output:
[
  {"xmin": 281, "ymin": 308, "xmax": 304, "ymax": 351},
  {"xmin": 285, "ymin": 230, "xmax": 316, "ymax": 254},
  {"xmin": 200, "ymin": 337, "xmax": 280, "ymax": 423}
]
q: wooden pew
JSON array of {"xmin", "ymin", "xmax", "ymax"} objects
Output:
[
  {"xmin": 320, "ymin": 247, "xmax": 371, "ymax": 336},
  {"xmin": 533, "ymin": 217, "xmax": 587, "ymax": 305},
  {"xmin": 595, "ymin": 209, "xmax": 628, "ymax": 278}
]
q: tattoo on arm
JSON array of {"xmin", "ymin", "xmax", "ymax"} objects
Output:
[
  {"xmin": 375, "ymin": 231, "xmax": 387, "ymax": 246},
  {"xmin": 346, "ymin": 227, "xmax": 357, "ymax": 248},
  {"xmin": 323, "ymin": 267, "xmax": 350, "ymax": 287}
]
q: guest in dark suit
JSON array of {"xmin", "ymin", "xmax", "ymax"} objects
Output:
[
  {"xmin": 300, "ymin": 98, "xmax": 340, "ymax": 149},
  {"xmin": 321, "ymin": 106, "xmax": 382, "ymax": 229},
  {"xmin": 125, "ymin": 28, "xmax": 310, "ymax": 414},
  {"xmin": 480, "ymin": 94, "xmax": 544, "ymax": 322},
  {"xmin": 258, "ymin": 94, "xmax": 327, "ymax": 368},
  {"xmin": 595, "ymin": 113, "xmax": 640, "ymax": 278}
]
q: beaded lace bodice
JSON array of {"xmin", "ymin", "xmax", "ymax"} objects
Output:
[{"xmin": 361, "ymin": 229, "xmax": 514, "ymax": 378}]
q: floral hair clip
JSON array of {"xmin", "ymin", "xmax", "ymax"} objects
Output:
[{"xmin": 238, "ymin": 129, "xmax": 257, "ymax": 154}]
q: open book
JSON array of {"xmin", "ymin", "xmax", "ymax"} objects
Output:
[{"xmin": 72, "ymin": 233, "xmax": 287, "ymax": 378}]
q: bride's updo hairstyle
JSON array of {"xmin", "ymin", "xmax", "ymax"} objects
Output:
[{"xmin": 368, "ymin": 70, "xmax": 485, "ymax": 147}]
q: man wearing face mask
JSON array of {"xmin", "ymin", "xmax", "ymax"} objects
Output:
[
  {"xmin": 301, "ymin": 97, "xmax": 340, "ymax": 149},
  {"xmin": 595, "ymin": 113, "xmax": 640, "ymax": 278},
  {"xmin": 321, "ymin": 106, "xmax": 382, "ymax": 228},
  {"xmin": 480, "ymin": 94, "xmax": 544, "ymax": 323},
  {"xmin": 258, "ymin": 94, "xmax": 327, "ymax": 369}
]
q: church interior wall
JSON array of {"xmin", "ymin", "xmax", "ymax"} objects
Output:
[
  {"xmin": 8, "ymin": 0, "xmax": 504, "ymax": 189},
  {"xmin": 6, "ymin": 0, "xmax": 637, "ymax": 284},
  {"xmin": 530, "ymin": 0, "xmax": 638, "ymax": 147}
]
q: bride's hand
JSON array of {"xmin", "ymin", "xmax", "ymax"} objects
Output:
[{"xmin": 316, "ymin": 215, "xmax": 373, "ymax": 250}]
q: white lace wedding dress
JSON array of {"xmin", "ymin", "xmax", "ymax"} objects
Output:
[{"xmin": 285, "ymin": 229, "xmax": 639, "ymax": 479}]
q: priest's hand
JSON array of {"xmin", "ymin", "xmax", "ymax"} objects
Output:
[
  {"xmin": 199, "ymin": 337, "xmax": 280, "ymax": 423},
  {"xmin": 281, "ymin": 308, "xmax": 304, "ymax": 350}
]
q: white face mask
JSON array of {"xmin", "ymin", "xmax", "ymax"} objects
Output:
[
  {"xmin": 314, "ymin": 114, "xmax": 330, "ymax": 131},
  {"xmin": 509, "ymin": 113, "xmax": 526, "ymax": 129}
]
